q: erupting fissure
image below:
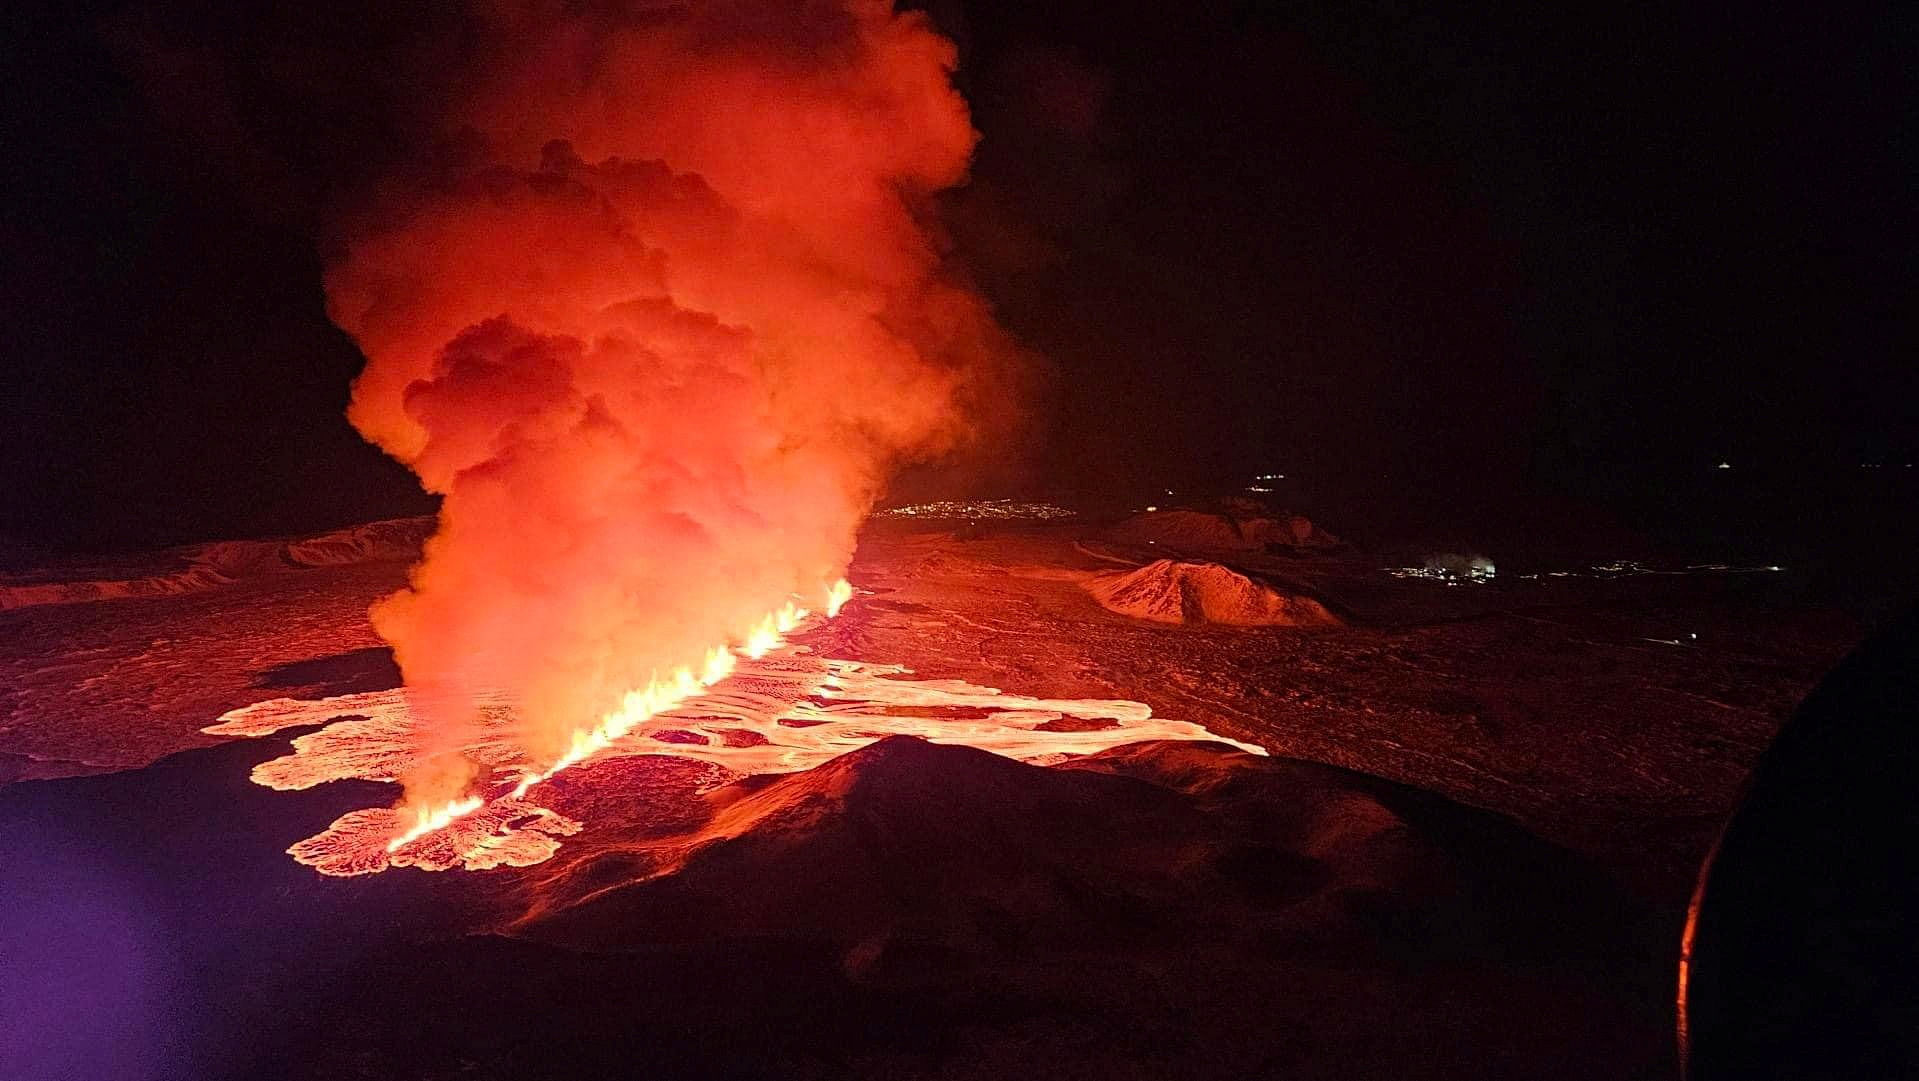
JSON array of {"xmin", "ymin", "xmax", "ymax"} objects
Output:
[
  {"xmin": 209, "ymin": 592, "xmax": 1267, "ymax": 877},
  {"xmin": 386, "ymin": 579, "xmax": 852, "ymax": 852}
]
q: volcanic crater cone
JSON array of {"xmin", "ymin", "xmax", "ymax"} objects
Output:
[{"xmin": 1087, "ymin": 558, "xmax": 1345, "ymax": 626}]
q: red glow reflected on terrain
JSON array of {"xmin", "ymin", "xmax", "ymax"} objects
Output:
[{"xmin": 207, "ymin": 591, "xmax": 1263, "ymax": 876}]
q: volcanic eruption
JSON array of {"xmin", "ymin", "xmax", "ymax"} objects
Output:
[
  {"xmin": 321, "ymin": 0, "xmax": 1033, "ymax": 835},
  {"xmin": 197, "ymin": 0, "xmax": 1269, "ymax": 877}
]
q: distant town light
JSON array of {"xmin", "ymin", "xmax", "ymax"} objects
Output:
[
  {"xmin": 874, "ymin": 499, "xmax": 1076, "ymax": 522},
  {"xmin": 1388, "ymin": 554, "xmax": 1496, "ymax": 585}
]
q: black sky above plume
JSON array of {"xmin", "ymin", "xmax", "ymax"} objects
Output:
[{"xmin": 1, "ymin": 0, "xmax": 1911, "ymax": 551}]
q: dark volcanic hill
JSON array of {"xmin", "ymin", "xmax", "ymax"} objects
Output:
[
  {"xmin": 323, "ymin": 737, "xmax": 1666, "ymax": 1080},
  {"xmin": 2, "ymin": 730, "xmax": 1671, "ymax": 1080}
]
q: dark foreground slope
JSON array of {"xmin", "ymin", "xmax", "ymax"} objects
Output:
[{"xmin": 3, "ymin": 727, "xmax": 1670, "ymax": 1080}]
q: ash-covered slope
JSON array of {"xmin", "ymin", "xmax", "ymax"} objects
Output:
[
  {"xmin": 1087, "ymin": 558, "xmax": 1344, "ymax": 626},
  {"xmin": 414, "ymin": 736, "xmax": 1664, "ymax": 1080},
  {"xmin": 522, "ymin": 736, "xmax": 1230, "ymax": 950},
  {"xmin": 520, "ymin": 736, "xmax": 1638, "ymax": 973},
  {"xmin": 2, "ymin": 720, "xmax": 1668, "ymax": 1081}
]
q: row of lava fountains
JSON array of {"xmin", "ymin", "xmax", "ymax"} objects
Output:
[{"xmin": 387, "ymin": 578, "xmax": 855, "ymax": 852}]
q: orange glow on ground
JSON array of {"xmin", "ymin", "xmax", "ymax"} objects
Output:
[{"xmin": 207, "ymin": 584, "xmax": 1266, "ymax": 877}]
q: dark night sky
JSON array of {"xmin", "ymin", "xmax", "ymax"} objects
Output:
[{"xmin": 1, "ymin": 0, "xmax": 1912, "ymax": 552}]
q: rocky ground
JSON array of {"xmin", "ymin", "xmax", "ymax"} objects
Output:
[
  {"xmin": 844, "ymin": 518, "xmax": 1853, "ymax": 893},
  {"xmin": 0, "ymin": 509, "xmax": 1862, "ymax": 1079}
]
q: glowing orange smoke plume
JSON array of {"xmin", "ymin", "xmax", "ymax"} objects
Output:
[{"xmin": 320, "ymin": 2, "xmax": 1031, "ymax": 817}]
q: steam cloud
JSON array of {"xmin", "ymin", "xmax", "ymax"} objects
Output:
[{"xmin": 321, "ymin": 1, "xmax": 1029, "ymax": 801}]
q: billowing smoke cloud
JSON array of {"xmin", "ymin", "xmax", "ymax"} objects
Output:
[{"xmin": 322, "ymin": 0, "xmax": 1029, "ymax": 800}]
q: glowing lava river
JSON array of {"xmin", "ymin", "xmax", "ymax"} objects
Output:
[{"xmin": 205, "ymin": 581, "xmax": 1264, "ymax": 876}]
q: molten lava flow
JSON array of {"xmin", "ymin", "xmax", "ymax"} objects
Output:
[
  {"xmin": 385, "ymin": 580, "xmax": 852, "ymax": 853},
  {"xmin": 207, "ymin": 587, "xmax": 1268, "ymax": 877}
]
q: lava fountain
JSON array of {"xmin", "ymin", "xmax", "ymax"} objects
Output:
[{"xmin": 382, "ymin": 582, "xmax": 835, "ymax": 853}]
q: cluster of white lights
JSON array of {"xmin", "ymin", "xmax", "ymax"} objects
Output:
[
  {"xmin": 1387, "ymin": 559, "xmax": 1497, "ymax": 586},
  {"xmin": 875, "ymin": 499, "xmax": 1076, "ymax": 522}
]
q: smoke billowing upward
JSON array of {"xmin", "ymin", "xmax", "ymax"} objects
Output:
[{"xmin": 322, "ymin": 1, "xmax": 1030, "ymax": 796}]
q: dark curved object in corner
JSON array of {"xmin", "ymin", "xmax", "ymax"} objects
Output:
[{"xmin": 1681, "ymin": 606, "xmax": 1919, "ymax": 1079}]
